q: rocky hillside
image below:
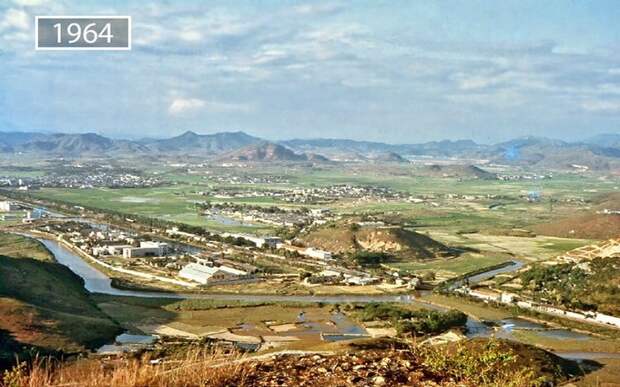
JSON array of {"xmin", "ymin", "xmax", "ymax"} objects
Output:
[
  {"xmin": 143, "ymin": 130, "xmax": 261, "ymax": 153},
  {"xmin": 370, "ymin": 152, "xmax": 408, "ymax": 163},
  {"xmin": 421, "ymin": 164, "xmax": 497, "ymax": 180},
  {"xmin": 6, "ymin": 338, "xmax": 581, "ymax": 386},
  {"xmin": 232, "ymin": 339, "xmax": 579, "ymax": 386},
  {"xmin": 301, "ymin": 226, "xmax": 457, "ymax": 259},
  {"xmin": 219, "ymin": 142, "xmax": 328, "ymax": 162}
]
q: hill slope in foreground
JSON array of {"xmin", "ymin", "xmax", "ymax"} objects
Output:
[
  {"xmin": 6, "ymin": 338, "xmax": 581, "ymax": 386},
  {"xmin": 0, "ymin": 233, "xmax": 120, "ymax": 368}
]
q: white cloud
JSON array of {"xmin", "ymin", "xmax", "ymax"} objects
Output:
[
  {"xmin": 451, "ymin": 69, "xmax": 550, "ymax": 92},
  {"xmin": 3, "ymin": 31, "xmax": 30, "ymax": 44},
  {"xmin": 169, "ymin": 97, "xmax": 253, "ymax": 115},
  {"xmin": 293, "ymin": 3, "xmax": 343, "ymax": 16},
  {"xmin": 446, "ymin": 89, "xmax": 526, "ymax": 108},
  {"xmin": 168, "ymin": 98, "xmax": 206, "ymax": 115},
  {"xmin": 178, "ymin": 28, "xmax": 202, "ymax": 42},
  {"xmin": 132, "ymin": 23, "xmax": 164, "ymax": 46},
  {"xmin": 251, "ymin": 49, "xmax": 287, "ymax": 65},
  {"xmin": 0, "ymin": 8, "xmax": 30, "ymax": 32},
  {"xmin": 12, "ymin": 0, "xmax": 47, "ymax": 6},
  {"xmin": 341, "ymin": 76, "xmax": 389, "ymax": 88},
  {"xmin": 581, "ymin": 100, "xmax": 620, "ymax": 113},
  {"xmin": 454, "ymin": 73, "xmax": 500, "ymax": 90}
]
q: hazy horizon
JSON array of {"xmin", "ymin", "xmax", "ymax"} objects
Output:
[
  {"xmin": 1, "ymin": 1, "xmax": 619, "ymax": 143},
  {"xmin": 3, "ymin": 127, "xmax": 619, "ymax": 146}
]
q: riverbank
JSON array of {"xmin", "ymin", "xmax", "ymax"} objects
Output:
[
  {"xmin": 423, "ymin": 293, "xmax": 620, "ymax": 356},
  {"xmin": 7, "ymin": 232, "xmax": 619, "ymax": 361},
  {"xmin": 17, "ymin": 228, "xmax": 417, "ymax": 297}
]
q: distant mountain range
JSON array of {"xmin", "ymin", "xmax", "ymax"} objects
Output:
[
  {"xmin": 0, "ymin": 130, "xmax": 618, "ymax": 170},
  {"xmin": 281, "ymin": 138, "xmax": 483, "ymax": 158}
]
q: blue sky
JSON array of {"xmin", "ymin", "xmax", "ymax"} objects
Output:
[{"xmin": 0, "ymin": 0, "xmax": 619, "ymax": 143}]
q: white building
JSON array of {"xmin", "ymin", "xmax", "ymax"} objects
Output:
[
  {"xmin": 107, "ymin": 244, "xmax": 133, "ymax": 256},
  {"xmin": 310, "ymin": 208, "xmax": 331, "ymax": 217},
  {"xmin": 0, "ymin": 201, "xmax": 19, "ymax": 212},
  {"xmin": 123, "ymin": 241, "xmax": 169, "ymax": 258},
  {"xmin": 254, "ymin": 236, "xmax": 283, "ymax": 248},
  {"xmin": 344, "ymin": 275, "xmax": 379, "ymax": 286},
  {"xmin": 303, "ymin": 247, "xmax": 333, "ymax": 261},
  {"xmin": 179, "ymin": 263, "xmax": 249, "ymax": 285},
  {"xmin": 317, "ymin": 269, "xmax": 341, "ymax": 279}
]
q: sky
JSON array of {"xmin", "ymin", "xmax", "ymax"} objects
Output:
[{"xmin": 0, "ymin": 0, "xmax": 619, "ymax": 144}]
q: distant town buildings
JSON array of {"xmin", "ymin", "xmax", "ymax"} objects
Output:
[
  {"xmin": 302, "ymin": 247, "xmax": 333, "ymax": 261},
  {"xmin": 222, "ymin": 233, "xmax": 282, "ymax": 248},
  {"xmin": 0, "ymin": 201, "xmax": 19, "ymax": 212}
]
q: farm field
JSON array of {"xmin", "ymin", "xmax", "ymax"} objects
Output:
[
  {"xmin": 28, "ymin": 167, "xmax": 615, "ymax": 238},
  {"xmin": 93, "ymin": 295, "xmax": 332, "ymax": 337},
  {"xmin": 32, "ymin": 185, "xmax": 278, "ymax": 233},
  {"xmin": 423, "ymin": 231, "xmax": 593, "ymax": 262},
  {"xmin": 385, "ymin": 252, "xmax": 513, "ymax": 277}
]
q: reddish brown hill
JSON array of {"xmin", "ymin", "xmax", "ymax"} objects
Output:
[
  {"xmin": 218, "ymin": 142, "xmax": 329, "ymax": 162},
  {"xmin": 301, "ymin": 226, "xmax": 455, "ymax": 259},
  {"xmin": 531, "ymin": 193, "xmax": 620, "ymax": 239},
  {"xmin": 531, "ymin": 213, "xmax": 619, "ymax": 239}
]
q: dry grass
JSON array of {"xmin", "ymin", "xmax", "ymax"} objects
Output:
[
  {"xmin": 2, "ymin": 338, "xmax": 577, "ymax": 387},
  {"xmin": 1, "ymin": 349, "xmax": 250, "ymax": 387}
]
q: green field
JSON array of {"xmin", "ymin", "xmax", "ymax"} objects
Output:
[
  {"xmin": 32, "ymin": 185, "xmax": 278, "ymax": 233},
  {"xmin": 30, "ymin": 168, "xmax": 613, "ymax": 237},
  {"xmin": 386, "ymin": 252, "xmax": 513, "ymax": 276}
]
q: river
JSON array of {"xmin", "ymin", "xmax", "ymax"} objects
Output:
[
  {"xmin": 39, "ymin": 238, "xmax": 431, "ymax": 304},
  {"xmin": 36, "ymin": 237, "xmax": 620, "ymax": 360}
]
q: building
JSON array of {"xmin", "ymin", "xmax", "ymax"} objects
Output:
[
  {"xmin": 317, "ymin": 269, "xmax": 342, "ymax": 280},
  {"xmin": 254, "ymin": 236, "xmax": 282, "ymax": 248},
  {"xmin": 222, "ymin": 233, "xmax": 282, "ymax": 248},
  {"xmin": 343, "ymin": 274, "xmax": 379, "ymax": 286},
  {"xmin": 107, "ymin": 245, "xmax": 133, "ymax": 256},
  {"xmin": 310, "ymin": 208, "xmax": 331, "ymax": 217},
  {"xmin": 303, "ymin": 247, "xmax": 333, "ymax": 261},
  {"xmin": 179, "ymin": 263, "xmax": 249, "ymax": 285},
  {"xmin": 123, "ymin": 241, "xmax": 169, "ymax": 258},
  {"xmin": 0, "ymin": 201, "xmax": 19, "ymax": 212},
  {"xmin": 22, "ymin": 211, "xmax": 34, "ymax": 224}
]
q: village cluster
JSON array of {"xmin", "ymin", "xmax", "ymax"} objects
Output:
[
  {"xmin": 26, "ymin": 217, "xmax": 390, "ymax": 289},
  {"xmin": 0, "ymin": 173, "xmax": 162, "ymax": 189},
  {"xmin": 196, "ymin": 184, "xmax": 411, "ymax": 205},
  {"xmin": 199, "ymin": 203, "xmax": 334, "ymax": 228}
]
